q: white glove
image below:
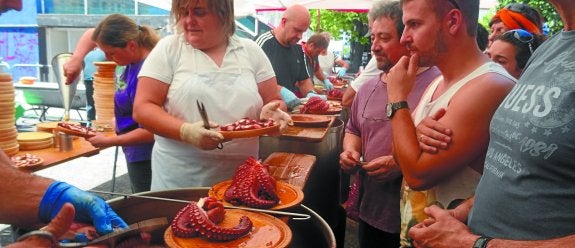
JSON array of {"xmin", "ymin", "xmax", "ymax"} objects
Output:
[
  {"xmin": 180, "ymin": 121, "xmax": 224, "ymax": 150},
  {"xmin": 260, "ymin": 102, "xmax": 293, "ymax": 133}
]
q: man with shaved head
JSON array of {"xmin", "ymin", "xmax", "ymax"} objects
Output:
[{"xmin": 256, "ymin": 4, "xmax": 320, "ymax": 109}]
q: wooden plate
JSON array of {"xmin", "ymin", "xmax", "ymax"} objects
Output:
[
  {"xmin": 17, "ymin": 132, "xmax": 54, "ymax": 142},
  {"xmin": 54, "ymin": 126, "xmax": 96, "ymax": 139},
  {"xmin": 305, "ymin": 106, "xmax": 342, "ymax": 115},
  {"xmin": 208, "ymin": 180, "xmax": 304, "ymax": 210},
  {"xmin": 327, "ymin": 95, "xmax": 342, "ymax": 101},
  {"xmin": 36, "ymin": 121, "xmax": 80, "ymax": 132},
  {"xmin": 290, "ymin": 114, "xmax": 332, "ymax": 127},
  {"xmin": 219, "ymin": 124, "xmax": 280, "ymax": 139},
  {"xmin": 164, "ymin": 209, "xmax": 291, "ymax": 248},
  {"xmin": 11, "ymin": 154, "xmax": 44, "ymax": 169}
]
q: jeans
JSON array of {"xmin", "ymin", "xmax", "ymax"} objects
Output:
[
  {"xmin": 126, "ymin": 159, "xmax": 152, "ymax": 193},
  {"xmin": 84, "ymin": 79, "xmax": 96, "ymax": 121}
]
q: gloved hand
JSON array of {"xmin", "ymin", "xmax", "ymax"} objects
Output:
[
  {"xmin": 337, "ymin": 68, "xmax": 347, "ymax": 78},
  {"xmin": 180, "ymin": 121, "xmax": 224, "ymax": 150},
  {"xmin": 306, "ymin": 91, "xmax": 327, "ymax": 100},
  {"xmin": 323, "ymin": 79, "xmax": 334, "ymax": 90},
  {"xmin": 280, "ymin": 87, "xmax": 301, "ymax": 109},
  {"xmin": 260, "ymin": 101, "xmax": 293, "ymax": 133},
  {"xmin": 38, "ymin": 182, "xmax": 128, "ymax": 235}
]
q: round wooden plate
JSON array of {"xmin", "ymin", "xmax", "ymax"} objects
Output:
[
  {"xmin": 305, "ymin": 106, "xmax": 342, "ymax": 115},
  {"xmin": 219, "ymin": 124, "xmax": 280, "ymax": 139},
  {"xmin": 17, "ymin": 132, "xmax": 54, "ymax": 142},
  {"xmin": 327, "ymin": 95, "xmax": 343, "ymax": 101},
  {"xmin": 164, "ymin": 209, "xmax": 292, "ymax": 248},
  {"xmin": 290, "ymin": 114, "xmax": 332, "ymax": 127},
  {"xmin": 208, "ymin": 180, "xmax": 304, "ymax": 210}
]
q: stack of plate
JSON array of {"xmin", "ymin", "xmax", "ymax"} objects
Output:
[
  {"xmin": 0, "ymin": 73, "xmax": 19, "ymax": 156},
  {"xmin": 93, "ymin": 61, "xmax": 117, "ymax": 131},
  {"xmin": 17, "ymin": 132, "xmax": 54, "ymax": 151}
]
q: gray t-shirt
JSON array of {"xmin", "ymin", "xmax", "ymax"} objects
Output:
[{"xmin": 469, "ymin": 30, "xmax": 575, "ymax": 240}]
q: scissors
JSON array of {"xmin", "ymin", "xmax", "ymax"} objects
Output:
[{"xmin": 196, "ymin": 100, "xmax": 223, "ymax": 149}]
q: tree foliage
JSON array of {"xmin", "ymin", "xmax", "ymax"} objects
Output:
[
  {"xmin": 483, "ymin": 0, "xmax": 562, "ymax": 35},
  {"xmin": 309, "ymin": 10, "xmax": 369, "ymax": 72}
]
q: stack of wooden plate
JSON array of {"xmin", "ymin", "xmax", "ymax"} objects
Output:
[
  {"xmin": 93, "ymin": 61, "xmax": 116, "ymax": 131},
  {"xmin": 0, "ymin": 73, "xmax": 19, "ymax": 156},
  {"xmin": 17, "ymin": 132, "xmax": 54, "ymax": 150}
]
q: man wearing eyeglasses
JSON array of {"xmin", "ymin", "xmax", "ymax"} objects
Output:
[
  {"xmin": 404, "ymin": 0, "xmax": 575, "ymax": 247},
  {"xmin": 385, "ymin": 0, "xmax": 517, "ymax": 247},
  {"xmin": 339, "ymin": 1, "xmax": 440, "ymax": 247}
]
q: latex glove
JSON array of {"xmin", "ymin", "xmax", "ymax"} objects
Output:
[
  {"xmin": 260, "ymin": 101, "xmax": 293, "ymax": 132},
  {"xmin": 337, "ymin": 68, "xmax": 347, "ymax": 78},
  {"xmin": 280, "ymin": 86, "xmax": 301, "ymax": 109},
  {"xmin": 306, "ymin": 91, "xmax": 327, "ymax": 100},
  {"xmin": 39, "ymin": 182, "xmax": 128, "ymax": 235},
  {"xmin": 180, "ymin": 121, "xmax": 224, "ymax": 150},
  {"xmin": 323, "ymin": 79, "xmax": 334, "ymax": 90}
]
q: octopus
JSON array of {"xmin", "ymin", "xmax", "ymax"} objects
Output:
[
  {"xmin": 220, "ymin": 117, "xmax": 277, "ymax": 131},
  {"xmin": 223, "ymin": 157, "xmax": 280, "ymax": 209},
  {"xmin": 171, "ymin": 197, "xmax": 253, "ymax": 241},
  {"xmin": 327, "ymin": 89, "xmax": 343, "ymax": 99},
  {"xmin": 301, "ymin": 96, "xmax": 330, "ymax": 114}
]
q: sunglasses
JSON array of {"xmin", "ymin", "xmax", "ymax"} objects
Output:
[
  {"xmin": 446, "ymin": 0, "xmax": 460, "ymax": 10},
  {"xmin": 506, "ymin": 29, "xmax": 534, "ymax": 54}
]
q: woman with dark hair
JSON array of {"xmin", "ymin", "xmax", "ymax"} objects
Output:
[
  {"xmin": 486, "ymin": 29, "xmax": 546, "ymax": 79},
  {"xmin": 488, "ymin": 3, "xmax": 544, "ymax": 47}
]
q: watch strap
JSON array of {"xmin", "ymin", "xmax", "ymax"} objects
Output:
[{"xmin": 472, "ymin": 236, "xmax": 493, "ymax": 248}]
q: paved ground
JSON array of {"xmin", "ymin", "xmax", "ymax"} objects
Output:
[{"xmin": 1, "ymin": 106, "xmax": 360, "ymax": 247}]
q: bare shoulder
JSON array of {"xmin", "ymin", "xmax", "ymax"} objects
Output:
[{"xmin": 453, "ymin": 72, "xmax": 516, "ymax": 104}]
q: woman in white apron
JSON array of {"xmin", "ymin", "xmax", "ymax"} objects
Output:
[{"xmin": 134, "ymin": 0, "xmax": 291, "ymax": 190}]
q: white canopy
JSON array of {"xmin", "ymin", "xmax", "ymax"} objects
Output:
[{"xmin": 138, "ymin": 0, "xmax": 374, "ymax": 16}]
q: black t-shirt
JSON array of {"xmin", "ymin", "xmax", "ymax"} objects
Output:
[{"xmin": 255, "ymin": 31, "xmax": 310, "ymax": 93}]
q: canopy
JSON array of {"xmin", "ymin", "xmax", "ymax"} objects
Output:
[{"xmin": 138, "ymin": 0, "xmax": 373, "ymax": 16}]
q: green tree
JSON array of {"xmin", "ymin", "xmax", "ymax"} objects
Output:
[
  {"xmin": 309, "ymin": 10, "xmax": 369, "ymax": 73},
  {"xmin": 485, "ymin": 0, "xmax": 562, "ymax": 35}
]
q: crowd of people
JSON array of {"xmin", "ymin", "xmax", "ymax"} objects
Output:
[{"xmin": 1, "ymin": 0, "xmax": 574, "ymax": 247}]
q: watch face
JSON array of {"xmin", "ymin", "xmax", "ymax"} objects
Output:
[{"xmin": 386, "ymin": 103, "xmax": 393, "ymax": 118}]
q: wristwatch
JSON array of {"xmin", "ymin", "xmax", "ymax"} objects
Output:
[{"xmin": 386, "ymin": 101, "xmax": 409, "ymax": 118}]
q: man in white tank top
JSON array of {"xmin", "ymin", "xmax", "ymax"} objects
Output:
[{"xmin": 385, "ymin": 0, "xmax": 516, "ymax": 246}]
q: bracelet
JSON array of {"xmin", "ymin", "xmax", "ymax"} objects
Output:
[
  {"xmin": 16, "ymin": 230, "xmax": 58, "ymax": 247},
  {"xmin": 472, "ymin": 236, "xmax": 493, "ymax": 248}
]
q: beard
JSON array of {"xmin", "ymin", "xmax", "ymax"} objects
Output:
[
  {"xmin": 376, "ymin": 57, "xmax": 394, "ymax": 73},
  {"xmin": 414, "ymin": 28, "xmax": 449, "ymax": 67}
]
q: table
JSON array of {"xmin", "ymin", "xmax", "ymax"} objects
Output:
[
  {"xmin": 16, "ymin": 136, "xmax": 101, "ymax": 173},
  {"xmin": 14, "ymin": 82, "xmax": 87, "ymax": 121}
]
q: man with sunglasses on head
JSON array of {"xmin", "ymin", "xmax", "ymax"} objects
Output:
[
  {"xmin": 488, "ymin": 3, "xmax": 544, "ymax": 48},
  {"xmin": 385, "ymin": 0, "xmax": 516, "ymax": 246},
  {"xmin": 339, "ymin": 1, "xmax": 440, "ymax": 247},
  {"xmin": 486, "ymin": 29, "xmax": 546, "ymax": 79},
  {"xmin": 408, "ymin": 0, "xmax": 575, "ymax": 247}
]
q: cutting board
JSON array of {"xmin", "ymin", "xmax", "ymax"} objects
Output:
[
  {"xmin": 279, "ymin": 116, "xmax": 335, "ymax": 142},
  {"xmin": 263, "ymin": 152, "xmax": 316, "ymax": 189}
]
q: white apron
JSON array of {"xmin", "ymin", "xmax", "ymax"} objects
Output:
[{"xmin": 151, "ymin": 46, "xmax": 263, "ymax": 190}]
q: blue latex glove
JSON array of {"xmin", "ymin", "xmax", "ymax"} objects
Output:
[
  {"xmin": 337, "ymin": 68, "xmax": 347, "ymax": 78},
  {"xmin": 280, "ymin": 86, "xmax": 301, "ymax": 109},
  {"xmin": 306, "ymin": 91, "xmax": 327, "ymax": 100},
  {"xmin": 323, "ymin": 79, "xmax": 334, "ymax": 90},
  {"xmin": 39, "ymin": 182, "xmax": 128, "ymax": 234}
]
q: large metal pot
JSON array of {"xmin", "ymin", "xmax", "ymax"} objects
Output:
[
  {"xmin": 106, "ymin": 188, "xmax": 336, "ymax": 248},
  {"xmin": 259, "ymin": 118, "xmax": 346, "ymax": 246}
]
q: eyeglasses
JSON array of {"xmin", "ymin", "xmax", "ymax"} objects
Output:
[
  {"xmin": 361, "ymin": 80, "xmax": 388, "ymax": 122},
  {"xmin": 446, "ymin": 0, "xmax": 460, "ymax": 10},
  {"xmin": 506, "ymin": 29, "xmax": 534, "ymax": 54}
]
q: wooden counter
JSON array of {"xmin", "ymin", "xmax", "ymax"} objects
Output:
[{"xmin": 15, "ymin": 136, "xmax": 101, "ymax": 172}]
